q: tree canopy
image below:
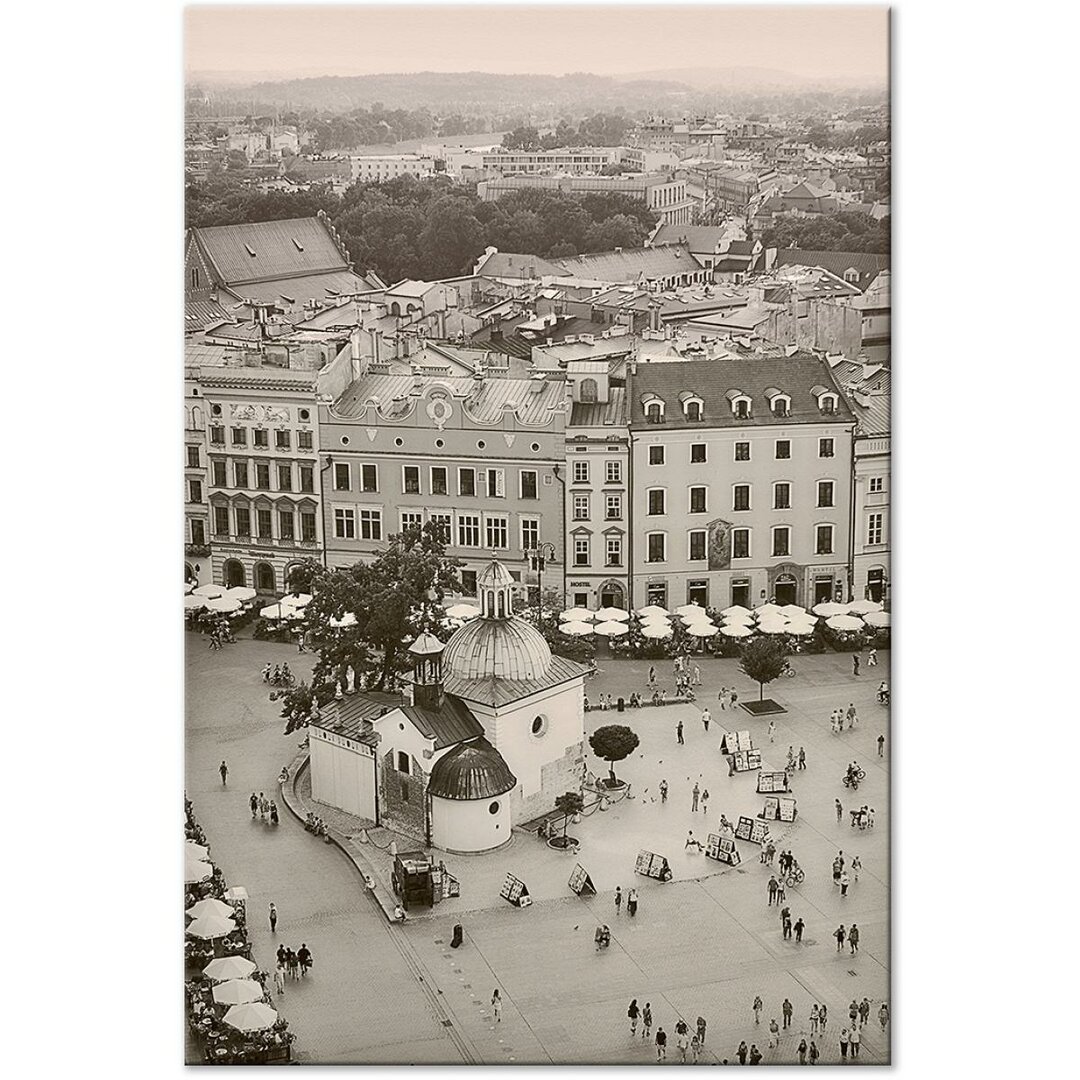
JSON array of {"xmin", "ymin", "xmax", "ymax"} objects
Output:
[
  {"xmin": 739, "ymin": 638, "xmax": 789, "ymax": 701},
  {"xmin": 588, "ymin": 724, "xmax": 640, "ymax": 785},
  {"xmin": 761, "ymin": 212, "xmax": 890, "ymax": 255}
]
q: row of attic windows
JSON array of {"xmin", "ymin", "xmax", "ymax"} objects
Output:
[{"xmin": 640, "ymin": 387, "xmax": 839, "ymax": 423}]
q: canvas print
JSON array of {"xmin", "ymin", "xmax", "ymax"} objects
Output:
[{"xmin": 184, "ymin": 4, "xmax": 890, "ymax": 1064}]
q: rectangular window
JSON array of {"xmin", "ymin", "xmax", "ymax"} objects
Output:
[
  {"xmin": 460, "ymin": 570, "xmax": 477, "ymax": 597},
  {"xmin": 605, "ymin": 493, "xmax": 622, "ymax": 520},
  {"xmin": 648, "ymin": 445, "xmax": 665, "ymax": 466},
  {"xmin": 209, "ymin": 425, "xmax": 225, "ymax": 446},
  {"xmin": 429, "ymin": 513, "xmax": 450, "ymax": 543},
  {"xmin": 690, "ymin": 443, "xmax": 707, "ymax": 463},
  {"xmin": 399, "ymin": 511, "xmax": 422, "ymax": 533},
  {"xmin": 334, "ymin": 507, "xmax": 355, "ymax": 539},
  {"xmin": 299, "ymin": 466, "xmax": 314, "ymax": 493},
  {"xmin": 231, "ymin": 426, "xmax": 246, "ymax": 447},
  {"xmin": 275, "ymin": 430, "xmax": 291, "ymax": 451},
  {"xmin": 648, "ymin": 489, "xmax": 665, "ymax": 515},
  {"xmin": 816, "ymin": 525, "xmax": 834, "ymax": 555},
  {"xmin": 279, "ymin": 510, "xmax": 295, "ymax": 540},
  {"xmin": 519, "ymin": 470, "xmax": 538, "ymax": 499},
  {"xmin": 334, "ymin": 463, "xmax": 350, "ymax": 491},
  {"xmin": 234, "ymin": 507, "xmax": 251, "ymax": 537},
  {"xmin": 300, "ymin": 511, "xmax": 316, "ymax": 542},
  {"xmin": 869, "ymin": 476, "xmax": 884, "ymax": 493},
  {"xmin": 732, "ymin": 485, "xmax": 750, "ymax": 512},
  {"xmin": 819, "ymin": 438, "xmax": 835, "ymax": 458},
  {"xmin": 431, "ymin": 467, "xmax": 448, "ymax": 496},
  {"xmin": 572, "ymin": 460, "xmax": 590, "ymax": 483},
  {"xmin": 521, "ymin": 518, "xmax": 539, "ymax": 551},
  {"xmin": 254, "ymin": 462, "xmax": 270, "ymax": 489},
  {"xmin": 773, "ymin": 527, "xmax": 791, "ymax": 557},
  {"xmin": 817, "ymin": 480, "xmax": 835, "ymax": 508},
  {"xmin": 690, "ymin": 486, "xmax": 707, "ymax": 514},
  {"xmin": 485, "ymin": 516, "xmax": 508, "ymax": 550},
  {"xmin": 773, "ymin": 483, "xmax": 791, "ymax": 510},
  {"xmin": 257, "ymin": 508, "xmax": 273, "ymax": 538},
  {"xmin": 605, "ymin": 460, "xmax": 622, "ymax": 484},
  {"xmin": 253, "ymin": 429, "xmax": 268, "ymax": 448},
  {"xmin": 732, "ymin": 528, "xmax": 750, "ymax": 559},
  {"xmin": 190, "ymin": 519, "xmax": 206, "ymax": 546},
  {"xmin": 731, "ymin": 578, "xmax": 751, "ymax": 607},
  {"xmin": 689, "ymin": 530, "xmax": 707, "ymax": 560},
  {"xmin": 360, "ymin": 508, "xmax": 382, "ymax": 541},
  {"xmin": 734, "ymin": 441, "xmax": 750, "ymax": 461},
  {"xmin": 211, "ymin": 460, "xmax": 227, "ymax": 487},
  {"xmin": 486, "ymin": 468, "xmax": 505, "ymax": 497},
  {"xmin": 775, "ymin": 439, "xmax": 791, "ymax": 460},
  {"xmin": 213, "ymin": 505, "xmax": 230, "ymax": 536},
  {"xmin": 188, "ymin": 479, "xmax": 202, "ymax": 504},
  {"xmin": 403, "ymin": 466, "xmax": 421, "ymax": 495},
  {"xmin": 574, "ymin": 537, "xmax": 590, "ymax": 566},
  {"xmin": 646, "ymin": 583, "xmax": 667, "ymax": 607},
  {"xmin": 606, "ymin": 535, "xmax": 622, "ymax": 566},
  {"xmin": 297, "ymin": 430, "xmax": 313, "ymax": 451},
  {"xmin": 397, "ymin": 751, "xmax": 410, "ymax": 775},
  {"xmin": 359, "ymin": 464, "xmax": 377, "ymax": 493},
  {"xmin": 647, "ymin": 533, "xmax": 666, "ymax": 563},
  {"xmin": 573, "ymin": 494, "xmax": 590, "ymax": 521},
  {"xmin": 233, "ymin": 461, "xmax": 248, "ymax": 488},
  {"xmin": 186, "ymin": 446, "xmax": 200, "ymax": 468},
  {"xmin": 277, "ymin": 465, "xmax": 292, "ymax": 492},
  {"xmin": 867, "ymin": 513, "xmax": 883, "ymax": 546},
  {"xmin": 458, "ymin": 514, "xmax": 480, "ymax": 547},
  {"xmin": 458, "ymin": 467, "xmax": 476, "ymax": 496}
]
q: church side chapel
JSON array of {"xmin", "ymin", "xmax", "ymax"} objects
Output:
[{"xmin": 309, "ymin": 558, "xmax": 589, "ymax": 854}]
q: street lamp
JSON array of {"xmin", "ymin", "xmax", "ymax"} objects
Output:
[{"xmin": 523, "ymin": 542, "xmax": 558, "ymax": 621}]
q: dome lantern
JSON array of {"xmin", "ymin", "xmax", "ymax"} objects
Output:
[
  {"xmin": 478, "ymin": 555, "xmax": 515, "ymax": 620},
  {"xmin": 409, "ymin": 631, "xmax": 446, "ymax": 710}
]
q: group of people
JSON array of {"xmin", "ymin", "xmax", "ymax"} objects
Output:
[
  {"xmin": 272, "ymin": 942, "xmax": 313, "ymax": 994},
  {"xmin": 304, "ymin": 812, "xmax": 329, "ymax": 838},
  {"xmin": 629, "ymin": 1003, "xmax": 708, "ymax": 1064},
  {"xmin": 830, "ymin": 703, "xmax": 860, "ymax": 733},
  {"xmin": 612, "ymin": 885, "xmax": 639, "ymax": 917},
  {"xmin": 262, "ymin": 663, "xmax": 294, "ymax": 687},
  {"xmin": 206, "ymin": 617, "xmax": 236, "ymax": 651},
  {"xmin": 249, "ymin": 791, "xmax": 279, "ymax": 826}
]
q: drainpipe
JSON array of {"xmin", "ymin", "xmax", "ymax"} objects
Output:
[
  {"xmin": 626, "ymin": 429, "xmax": 636, "ymax": 609},
  {"xmin": 320, "ymin": 454, "xmax": 334, "ymax": 569},
  {"xmin": 847, "ymin": 425, "xmax": 857, "ymax": 602},
  {"xmin": 552, "ymin": 463, "xmax": 566, "ymax": 604}
]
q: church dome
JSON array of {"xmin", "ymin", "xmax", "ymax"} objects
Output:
[
  {"xmin": 428, "ymin": 739, "xmax": 517, "ymax": 801},
  {"xmin": 442, "ymin": 615, "xmax": 553, "ymax": 682}
]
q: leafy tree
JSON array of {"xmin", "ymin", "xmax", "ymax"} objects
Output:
[
  {"xmin": 417, "ymin": 195, "xmax": 485, "ymax": 279},
  {"xmin": 554, "ymin": 791, "xmax": 585, "ymax": 841},
  {"xmin": 588, "ymin": 724, "xmax": 640, "ymax": 786},
  {"xmin": 502, "ymin": 125, "xmax": 542, "ymax": 151},
  {"xmin": 739, "ymin": 637, "xmax": 789, "ymax": 701}
]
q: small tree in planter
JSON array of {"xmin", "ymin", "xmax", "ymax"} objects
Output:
[
  {"xmin": 739, "ymin": 637, "xmax": 789, "ymax": 710},
  {"xmin": 588, "ymin": 724, "xmax": 640, "ymax": 788},
  {"xmin": 552, "ymin": 790, "xmax": 585, "ymax": 848}
]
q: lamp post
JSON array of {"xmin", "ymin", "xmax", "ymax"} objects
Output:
[{"xmin": 524, "ymin": 542, "xmax": 558, "ymax": 622}]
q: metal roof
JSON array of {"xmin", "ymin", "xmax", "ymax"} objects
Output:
[
  {"xmin": 443, "ymin": 616, "xmax": 552, "ymax": 683},
  {"xmin": 441, "ymin": 654, "xmax": 591, "ymax": 708},
  {"xmin": 553, "ymin": 244, "xmax": 704, "ymax": 284},
  {"xmin": 427, "ymin": 739, "xmax": 517, "ymax": 801},
  {"xmin": 398, "ymin": 700, "xmax": 484, "ymax": 750},
  {"xmin": 569, "ymin": 386, "xmax": 628, "ymax": 428}
]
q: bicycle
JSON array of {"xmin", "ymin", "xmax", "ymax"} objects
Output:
[{"xmin": 785, "ymin": 863, "xmax": 805, "ymax": 888}]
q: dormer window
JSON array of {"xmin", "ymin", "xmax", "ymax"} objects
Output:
[
  {"xmin": 680, "ymin": 392, "xmax": 705, "ymax": 422},
  {"xmin": 726, "ymin": 389, "xmax": 752, "ymax": 419},
  {"xmin": 844, "ymin": 267, "xmax": 859, "ymax": 284},
  {"xmin": 811, "ymin": 385, "xmax": 839, "ymax": 416},
  {"xmin": 641, "ymin": 393, "xmax": 665, "ymax": 424},
  {"xmin": 765, "ymin": 387, "xmax": 791, "ymax": 418}
]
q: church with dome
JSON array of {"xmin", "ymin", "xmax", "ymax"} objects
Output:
[{"xmin": 307, "ymin": 558, "xmax": 590, "ymax": 854}]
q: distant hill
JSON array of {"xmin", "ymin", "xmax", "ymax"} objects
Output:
[{"xmin": 616, "ymin": 66, "xmax": 887, "ymax": 92}]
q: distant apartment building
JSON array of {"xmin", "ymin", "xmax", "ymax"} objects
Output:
[
  {"xmin": 349, "ymin": 154, "xmax": 437, "ymax": 182},
  {"xmin": 627, "ymin": 354, "xmax": 856, "ymax": 612},
  {"xmin": 447, "ymin": 146, "xmax": 621, "ymax": 177}
]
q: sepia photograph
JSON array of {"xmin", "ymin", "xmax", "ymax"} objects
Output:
[{"xmin": 182, "ymin": 3, "xmax": 890, "ymax": 1064}]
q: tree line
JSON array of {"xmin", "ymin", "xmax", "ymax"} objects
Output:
[{"xmin": 761, "ymin": 211, "xmax": 890, "ymax": 256}]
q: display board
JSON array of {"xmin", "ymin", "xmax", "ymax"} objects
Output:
[
  {"xmin": 499, "ymin": 872, "xmax": 530, "ymax": 907},
  {"xmin": 705, "ymin": 833, "xmax": 742, "ymax": 865},
  {"xmin": 568, "ymin": 863, "xmax": 597, "ymax": 897},
  {"xmin": 732, "ymin": 749, "xmax": 762, "ymax": 772},
  {"xmin": 762, "ymin": 796, "xmax": 780, "ymax": 820},
  {"xmin": 778, "ymin": 797, "xmax": 798, "ymax": 823},
  {"xmin": 757, "ymin": 772, "xmax": 789, "ymax": 794},
  {"xmin": 760, "ymin": 796, "xmax": 799, "ymax": 822},
  {"xmin": 734, "ymin": 816, "xmax": 770, "ymax": 844},
  {"xmin": 635, "ymin": 850, "xmax": 673, "ymax": 881},
  {"xmin": 720, "ymin": 730, "xmax": 754, "ymax": 755}
]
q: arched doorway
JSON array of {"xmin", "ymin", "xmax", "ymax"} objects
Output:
[
  {"xmin": 223, "ymin": 560, "xmax": 246, "ymax": 588},
  {"xmin": 598, "ymin": 580, "xmax": 625, "ymax": 610},
  {"xmin": 254, "ymin": 562, "xmax": 276, "ymax": 593},
  {"xmin": 867, "ymin": 567, "xmax": 886, "ymax": 603},
  {"xmin": 774, "ymin": 573, "xmax": 798, "ymax": 606},
  {"xmin": 184, "ymin": 562, "xmax": 195, "ymax": 584}
]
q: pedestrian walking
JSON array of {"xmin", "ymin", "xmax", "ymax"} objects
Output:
[
  {"xmin": 849, "ymin": 924, "xmax": 860, "ymax": 954},
  {"xmin": 810, "ymin": 1004, "xmax": 819, "ymax": 1035},
  {"xmin": 878, "ymin": 1002, "xmax": 889, "ymax": 1032},
  {"xmin": 677, "ymin": 720, "xmax": 684, "ymax": 745},
  {"xmin": 701, "ymin": 707, "xmax": 711, "ymax": 732},
  {"xmin": 867, "ymin": 648, "xmax": 878, "ymax": 668},
  {"xmin": 852, "ymin": 655, "xmax": 860, "ymax": 676},
  {"xmin": 768, "ymin": 1018, "xmax": 780, "ymax": 1049},
  {"xmin": 642, "ymin": 1002, "xmax": 653, "ymax": 1040},
  {"xmin": 696, "ymin": 1015, "xmax": 707, "ymax": 1046},
  {"xmin": 846, "ymin": 703, "xmax": 857, "ymax": 728},
  {"xmin": 840, "ymin": 870, "xmax": 850, "ymax": 897},
  {"xmin": 786, "ymin": 745, "xmax": 795, "ymax": 769},
  {"xmin": 752, "ymin": 995, "xmax": 763, "ymax": 1024},
  {"xmin": 287, "ymin": 948, "xmax": 299, "ymax": 981},
  {"xmin": 262, "ymin": 662, "xmax": 272, "ymax": 682},
  {"xmin": 839, "ymin": 1029, "xmax": 849, "ymax": 1061},
  {"xmin": 250, "ymin": 792, "xmax": 259, "ymax": 818},
  {"xmin": 797, "ymin": 1038, "xmax": 808, "ymax": 1064},
  {"xmin": 270, "ymin": 800, "xmax": 279, "ymax": 826},
  {"xmin": 877, "ymin": 734, "xmax": 885, "ymax": 757},
  {"xmin": 627, "ymin": 998, "xmax": 640, "ymax": 1035},
  {"xmin": 730, "ymin": 690, "xmax": 738, "ymax": 710},
  {"xmin": 614, "ymin": 886, "xmax": 623, "ymax": 917},
  {"xmin": 276, "ymin": 944, "xmax": 286, "ymax": 968},
  {"xmin": 782, "ymin": 998, "xmax": 793, "ymax": 1029},
  {"xmin": 768, "ymin": 719, "xmax": 776, "ymax": 742},
  {"xmin": 767, "ymin": 876, "xmax": 778, "ymax": 905},
  {"xmin": 659, "ymin": 778, "xmax": 668, "ymax": 803},
  {"xmin": 851, "ymin": 855, "xmax": 861, "ymax": 882},
  {"xmin": 798, "ymin": 746, "xmax": 806, "ymax": 770},
  {"xmin": 782, "ymin": 914, "xmax": 792, "ymax": 940},
  {"xmin": 808, "ymin": 1041, "xmax": 819, "ymax": 1065},
  {"xmin": 693, "ymin": 664, "xmax": 701, "ymax": 686},
  {"xmin": 268, "ymin": 902, "xmax": 277, "ymax": 932},
  {"xmin": 848, "ymin": 1001, "xmax": 859, "ymax": 1026},
  {"xmin": 775, "ymin": 878, "xmax": 786, "ymax": 905},
  {"xmin": 648, "ymin": 665, "xmax": 656, "ymax": 687},
  {"xmin": 833, "ymin": 853, "xmax": 844, "ymax": 885},
  {"xmin": 219, "ymin": 760, "xmax": 228, "ymax": 786},
  {"xmin": 835, "ymin": 798, "xmax": 843, "ymax": 823},
  {"xmin": 627, "ymin": 887, "xmax": 638, "ymax": 917},
  {"xmin": 273, "ymin": 963, "xmax": 286, "ymax": 995},
  {"xmin": 655, "ymin": 1027, "xmax": 667, "ymax": 1060},
  {"xmin": 690, "ymin": 1033, "xmax": 701, "ymax": 1063},
  {"xmin": 719, "ymin": 687, "xmax": 728, "ymax": 710},
  {"xmin": 737, "ymin": 1040, "xmax": 748, "ymax": 1065},
  {"xmin": 859, "ymin": 998, "xmax": 870, "ymax": 1027},
  {"xmin": 701, "ymin": 788, "xmax": 709, "ymax": 815},
  {"xmin": 258, "ymin": 793, "xmax": 269, "ymax": 822},
  {"xmin": 691, "ymin": 782, "xmax": 700, "ymax": 812},
  {"xmin": 749, "ymin": 1044, "xmax": 762, "ymax": 1065},
  {"xmin": 297, "ymin": 943, "xmax": 312, "ymax": 976},
  {"xmin": 794, "ymin": 918, "xmax": 805, "ymax": 943},
  {"xmin": 850, "ymin": 1026, "xmax": 861, "ymax": 1059},
  {"xmin": 834, "ymin": 924, "xmax": 846, "ymax": 952},
  {"xmin": 819, "ymin": 1004, "xmax": 828, "ymax": 1032},
  {"xmin": 676, "ymin": 1024, "xmax": 690, "ymax": 1062}
]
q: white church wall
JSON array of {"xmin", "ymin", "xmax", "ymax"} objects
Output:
[
  {"xmin": 431, "ymin": 794, "xmax": 512, "ymax": 853},
  {"xmin": 309, "ymin": 727, "xmax": 377, "ymax": 821}
]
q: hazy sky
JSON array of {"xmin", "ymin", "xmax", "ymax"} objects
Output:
[{"xmin": 185, "ymin": 3, "xmax": 888, "ymax": 83}]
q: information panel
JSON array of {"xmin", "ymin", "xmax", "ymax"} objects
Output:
[
  {"xmin": 705, "ymin": 833, "xmax": 742, "ymax": 865},
  {"xmin": 499, "ymin": 872, "xmax": 530, "ymax": 906},
  {"xmin": 757, "ymin": 772, "xmax": 790, "ymax": 794},
  {"xmin": 734, "ymin": 816, "xmax": 770, "ymax": 844},
  {"xmin": 568, "ymin": 864, "xmax": 597, "ymax": 896}
]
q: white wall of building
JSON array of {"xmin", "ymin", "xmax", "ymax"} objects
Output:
[
  {"xmin": 430, "ymin": 794, "xmax": 512, "ymax": 853},
  {"xmin": 309, "ymin": 727, "xmax": 377, "ymax": 820}
]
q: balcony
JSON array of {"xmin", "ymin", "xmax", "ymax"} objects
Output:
[{"xmin": 185, "ymin": 543, "xmax": 211, "ymax": 558}]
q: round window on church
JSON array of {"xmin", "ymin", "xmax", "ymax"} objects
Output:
[
  {"xmin": 489, "ymin": 801, "xmax": 500, "ymax": 815},
  {"xmin": 531, "ymin": 714, "xmax": 548, "ymax": 738}
]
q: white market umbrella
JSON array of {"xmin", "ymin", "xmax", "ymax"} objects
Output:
[
  {"xmin": 187, "ymin": 897, "xmax": 234, "ymax": 921},
  {"xmin": 848, "ymin": 598, "xmax": 884, "ymax": 615},
  {"xmin": 637, "ymin": 605, "xmax": 669, "ymax": 618},
  {"xmin": 641, "ymin": 624, "xmax": 673, "ymax": 640},
  {"xmin": 281, "ymin": 593, "xmax": 312, "ymax": 608},
  {"xmin": 778, "ymin": 604, "xmax": 808, "ymax": 618},
  {"xmin": 675, "ymin": 603, "xmax": 707, "ymax": 618},
  {"xmin": 445, "ymin": 603, "xmax": 481, "ymax": 619},
  {"xmin": 184, "ymin": 595, "xmax": 206, "ymax": 611},
  {"xmin": 185, "ymin": 841, "xmax": 210, "ymax": 861},
  {"xmin": 721, "ymin": 625, "xmax": 753, "ymax": 638},
  {"xmin": 786, "ymin": 623, "xmax": 817, "ymax": 636},
  {"xmin": 813, "ymin": 602, "xmax": 848, "ymax": 617},
  {"xmin": 186, "ymin": 914, "xmax": 237, "ymax": 940},
  {"xmin": 595, "ymin": 607, "xmax": 630, "ymax": 622},
  {"xmin": 193, "ymin": 584, "xmax": 225, "ymax": 599},
  {"xmin": 213, "ymin": 979, "xmax": 264, "ymax": 1007},
  {"xmin": 203, "ymin": 956, "xmax": 257, "ymax": 983},
  {"xmin": 681, "ymin": 612, "xmax": 715, "ymax": 626},
  {"xmin": 640, "ymin": 616, "xmax": 672, "ymax": 629},
  {"xmin": 864, "ymin": 611, "xmax": 891, "ymax": 628},
  {"xmin": 223, "ymin": 1002, "xmax": 278, "ymax": 1033},
  {"xmin": 560, "ymin": 621, "xmax": 594, "ymax": 636},
  {"xmin": 185, "ymin": 859, "xmax": 214, "ymax": 884},
  {"xmin": 826, "ymin": 614, "xmax": 865, "ymax": 631},
  {"xmin": 687, "ymin": 624, "xmax": 718, "ymax": 637},
  {"xmin": 559, "ymin": 607, "xmax": 594, "ymax": 622},
  {"xmin": 329, "ymin": 612, "xmax": 358, "ymax": 628},
  {"xmin": 225, "ymin": 586, "xmax": 257, "ymax": 602},
  {"xmin": 722, "ymin": 613, "xmax": 754, "ymax": 627},
  {"xmin": 757, "ymin": 622, "xmax": 790, "ymax": 634},
  {"xmin": 754, "ymin": 602, "xmax": 784, "ymax": 618},
  {"xmin": 259, "ymin": 603, "xmax": 291, "ymax": 619},
  {"xmin": 205, "ymin": 596, "xmax": 242, "ymax": 614},
  {"xmin": 594, "ymin": 620, "xmax": 629, "ymax": 637},
  {"xmin": 284, "ymin": 609, "xmax": 305, "ymax": 621},
  {"xmin": 721, "ymin": 605, "xmax": 752, "ymax": 618},
  {"xmin": 184, "ymin": 581, "xmax": 196, "ymax": 594}
]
